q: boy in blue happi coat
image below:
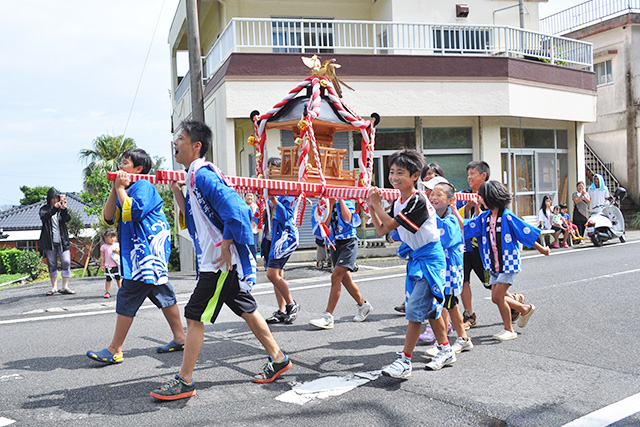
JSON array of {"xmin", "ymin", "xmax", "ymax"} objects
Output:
[
  {"xmin": 464, "ymin": 180, "xmax": 550, "ymax": 341},
  {"xmin": 87, "ymin": 149, "xmax": 185, "ymax": 365},
  {"xmin": 151, "ymin": 120, "xmax": 291, "ymax": 401},
  {"xmin": 309, "ymin": 198, "xmax": 372, "ymax": 329},
  {"xmin": 262, "ymin": 194, "xmax": 300, "ymax": 325},
  {"xmin": 368, "ymin": 149, "xmax": 453, "ymax": 376}
]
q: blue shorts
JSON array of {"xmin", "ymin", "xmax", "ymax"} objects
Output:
[
  {"xmin": 489, "ymin": 272, "xmax": 517, "ymax": 286},
  {"xmin": 116, "ymin": 279, "xmax": 177, "ymax": 317},
  {"xmin": 405, "ymin": 278, "xmax": 443, "ymax": 323}
]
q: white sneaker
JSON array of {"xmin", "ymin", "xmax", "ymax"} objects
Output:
[
  {"xmin": 309, "ymin": 312, "xmax": 334, "ymax": 329},
  {"xmin": 425, "ymin": 347, "xmax": 456, "ymax": 371},
  {"xmin": 424, "ymin": 344, "xmax": 439, "ymax": 358},
  {"xmin": 451, "ymin": 337, "xmax": 474, "ymax": 353},
  {"xmin": 382, "ymin": 352, "xmax": 412, "ymax": 378},
  {"xmin": 353, "ymin": 301, "xmax": 373, "ymax": 322},
  {"xmin": 492, "ymin": 329, "xmax": 518, "ymax": 341}
]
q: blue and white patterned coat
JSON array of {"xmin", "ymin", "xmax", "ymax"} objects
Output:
[
  {"xmin": 463, "ymin": 208, "xmax": 541, "ymax": 273},
  {"xmin": 437, "ymin": 208, "xmax": 464, "ymax": 296}
]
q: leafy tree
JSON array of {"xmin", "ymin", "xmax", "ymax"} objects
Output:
[
  {"xmin": 78, "ymin": 134, "xmax": 136, "ymax": 190},
  {"xmin": 19, "ymin": 185, "xmax": 50, "ymax": 206}
]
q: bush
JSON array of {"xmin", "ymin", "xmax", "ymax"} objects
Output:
[
  {"xmin": 18, "ymin": 250, "xmax": 45, "ymax": 280},
  {"xmin": 0, "ymin": 248, "xmax": 21, "ymax": 274}
]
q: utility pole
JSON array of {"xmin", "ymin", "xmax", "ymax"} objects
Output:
[{"xmin": 186, "ymin": 0, "xmax": 205, "ymax": 123}]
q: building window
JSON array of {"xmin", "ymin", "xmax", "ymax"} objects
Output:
[
  {"xmin": 595, "ymin": 59, "xmax": 612, "ymax": 86},
  {"xmin": 16, "ymin": 241, "xmax": 37, "ymax": 251}
]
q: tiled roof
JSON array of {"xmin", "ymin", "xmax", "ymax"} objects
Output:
[{"xmin": 0, "ymin": 193, "xmax": 98, "ymax": 231}]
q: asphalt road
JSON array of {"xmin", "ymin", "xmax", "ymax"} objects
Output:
[{"xmin": 1, "ymin": 236, "xmax": 639, "ymax": 426}]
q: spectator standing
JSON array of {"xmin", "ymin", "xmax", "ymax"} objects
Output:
[
  {"xmin": 572, "ymin": 181, "xmax": 591, "ymax": 237},
  {"xmin": 39, "ymin": 188, "xmax": 74, "ymax": 296}
]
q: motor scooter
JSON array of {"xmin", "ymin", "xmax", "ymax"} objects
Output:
[{"xmin": 585, "ymin": 187, "xmax": 627, "ymax": 247}]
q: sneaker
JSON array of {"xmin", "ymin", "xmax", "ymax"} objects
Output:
[
  {"xmin": 382, "ymin": 352, "xmax": 412, "ymax": 379},
  {"xmin": 253, "ymin": 355, "xmax": 292, "ymax": 383},
  {"xmin": 424, "ymin": 344, "xmax": 440, "ymax": 358},
  {"xmin": 447, "ymin": 322, "xmax": 454, "ymax": 335},
  {"xmin": 492, "ymin": 329, "xmax": 518, "ymax": 341},
  {"xmin": 451, "ymin": 337, "xmax": 474, "ymax": 353},
  {"xmin": 511, "ymin": 293, "xmax": 525, "ymax": 322},
  {"xmin": 425, "ymin": 346, "xmax": 456, "ymax": 371},
  {"xmin": 517, "ymin": 304, "xmax": 536, "ymax": 328},
  {"xmin": 394, "ymin": 302, "xmax": 405, "ymax": 314},
  {"xmin": 418, "ymin": 325, "xmax": 435, "ymax": 342},
  {"xmin": 283, "ymin": 301, "xmax": 299, "ymax": 324},
  {"xmin": 265, "ymin": 310, "xmax": 286, "ymax": 324},
  {"xmin": 309, "ymin": 312, "xmax": 334, "ymax": 329},
  {"xmin": 150, "ymin": 374, "xmax": 196, "ymax": 401},
  {"xmin": 103, "ymin": 292, "xmax": 110, "ymax": 299},
  {"xmin": 353, "ymin": 301, "xmax": 373, "ymax": 322},
  {"xmin": 462, "ymin": 310, "xmax": 477, "ymax": 330}
]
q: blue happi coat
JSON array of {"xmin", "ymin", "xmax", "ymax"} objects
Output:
[
  {"xmin": 104, "ymin": 179, "xmax": 171, "ymax": 285},
  {"xmin": 396, "ymin": 240, "xmax": 446, "ymax": 319},
  {"xmin": 437, "ymin": 208, "xmax": 464, "ymax": 296},
  {"xmin": 463, "ymin": 208, "xmax": 541, "ymax": 273},
  {"xmin": 180, "ymin": 163, "xmax": 256, "ymax": 290},
  {"xmin": 311, "ymin": 200, "xmax": 361, "ymax": 243},
  {"xmin": 267, "ymin": 196, "xmax": 299, "ymax": 260}
]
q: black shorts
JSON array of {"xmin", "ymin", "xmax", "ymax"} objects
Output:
[
  {"xmin": 463, "ymin": 248, "xmax": 489, "ymax": 286},
  {"xmin": 104, "ymin": 266, "xmax": 121, "ymax": 281},
  {"xmin": 331, "ymin": 238, "xmax": 358, "ymax": 271},
  {"xmin": 551, "ymin": 224, "xmax": 565, "ymax": 232},
  {"xmin": 444, "ymin": 294, "xmax": 459, "ymax": 310},
  {"xmin": 184, "ymin": 268, "xmax": 258, "ymax": 323}
]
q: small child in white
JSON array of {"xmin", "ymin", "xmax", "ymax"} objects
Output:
[
  {"xmin": 464, "ymin": 181, "xmax": 550, "ymax": 341},
  {"xmin": 100, "ymin": 229, "xmax": 122, "ymax": 298}
]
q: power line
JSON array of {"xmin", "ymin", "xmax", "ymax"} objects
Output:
[{"xmin": 121, "ymin": 0, "xmax": 168, "ymax": 141}]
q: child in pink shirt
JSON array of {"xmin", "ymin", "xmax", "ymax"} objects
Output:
[{"xmin": 100, "ymin": 229, "xmax": 122, "ymax": 298}]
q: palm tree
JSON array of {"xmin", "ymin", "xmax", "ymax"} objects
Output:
[{"xmin": 78, "ymin": 135, "xmax": 136, "ymax": 190}]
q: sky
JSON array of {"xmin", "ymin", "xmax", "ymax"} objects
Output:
[
  {"xmin": 0, "ymin": 0, "xmax": 181, "ymax": 208},
  {"xmin": 0, "ymin": 0, "xmax": 584, "ymax": 208}
]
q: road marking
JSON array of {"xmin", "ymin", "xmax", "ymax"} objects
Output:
[
  {"xmin": 276, "ymin": 371, "xmax": 381, "ymax": 405},
  {"xmin": 521, "ymin": 239, "xmax": 640, "ymax": 260},
  {"xmin": 0, "ymin": 417, "xmax": 15, "ymax": 426},
  {"xmin": 0, "ymin": 374, "xmax": 22, "ymax": 382},
  {"xmin": 0, "ymin": 273, "xmax": 406, "ymax": 325},
  {"xmin": 562, "ymin": 392, "xmax": 640, "ymax": 427}
]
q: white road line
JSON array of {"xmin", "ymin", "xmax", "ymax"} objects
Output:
[
  {"xmin": 0, "ymin": 417, "xmax": 16, "ymax": 426},
  {"xmin": 276, "ymin": 371, "xmax": 381, "ymax": 405},
  {"xmin": 0, "ymin": 273, "xmax": 407, "ymax": 326},
  {"xmin": 521, "ymin": 239, "xmax": 640, "ymax": 260},
  {"xmin": 562, "ymin": 392, "xmax": 640, "ymax": 427}
]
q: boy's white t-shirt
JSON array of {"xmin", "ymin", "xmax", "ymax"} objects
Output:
[{"xmin": 393, "ymin": 191, "xmax": 440, "ymax": 251}]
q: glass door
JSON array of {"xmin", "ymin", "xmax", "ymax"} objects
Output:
[
  {"xmin": 535, "ymin": 152, "xmax": 558, "ymax": 210},
  {"xmin": 510, "ymin": 152, "xmax": 535, "ymax": 217}
]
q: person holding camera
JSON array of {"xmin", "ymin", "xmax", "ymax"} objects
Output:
[{"xmin": 39, "ymin": 187, "xmax": 75, "ymax": 296}]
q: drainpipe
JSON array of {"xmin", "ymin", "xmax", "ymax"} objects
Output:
[{"xmin": 519, "ymin": 0, "xmax": 525, "ymax": 29}]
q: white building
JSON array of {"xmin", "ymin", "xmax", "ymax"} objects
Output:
[
  {"xmin": 168, "ymin": 0, "xmax": 596, "ymax": 269},
  {"xmin": 541, "ymin": 0, "xmax": 640, "ymax": 202}
]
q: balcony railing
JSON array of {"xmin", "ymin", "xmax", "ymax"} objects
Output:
[
  {"xmin": 198, "ymin": 18, "xmax": 593, "ymax": 83},
  {"xmin": 540, "ymin": 0, "xmax": 640, "ymax": 35}
]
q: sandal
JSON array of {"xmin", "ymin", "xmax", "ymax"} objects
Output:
[
  {"xmin": 86, "ymin": 348, "xmax": 123, "ymax": 364},
  {"xmin": 157, "ymin": 340, "xmax": 185, "ymax": 353},
  {"xmin": 46, "ymin": 290, "xmax": 57, "ymax": 296},
  {"xmin": 58, "ymin": 288, "xmax": 76, "ymax": 295}
]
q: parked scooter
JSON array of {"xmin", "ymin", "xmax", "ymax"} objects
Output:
[{"xmin": 585, "ymin": 187, "xmax": 627, "ymax": 247}]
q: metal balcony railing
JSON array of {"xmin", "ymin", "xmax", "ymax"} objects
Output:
[
  {"xmin": 198, "ymin": 18, "xmax": 593, "ymax": 82},
  {"xmin": 584, "ymin": 141, "xmax": 620, "ymax": 191},
  {"xmin": 540, "ymin": 0, "xmax": 640, "ymax": 35}
]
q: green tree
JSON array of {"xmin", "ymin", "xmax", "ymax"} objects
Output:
[
  {"xmin": 78, "ymin": 134, "xmax": 136, "ymax": 191},
  {"xmin": 19, "ymin": 185, "xmax": 50, "ymax": 205}
]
